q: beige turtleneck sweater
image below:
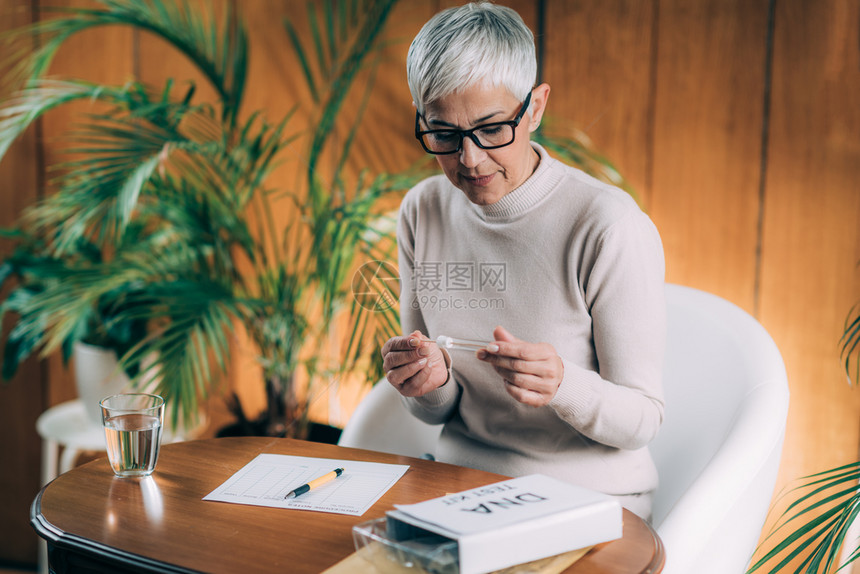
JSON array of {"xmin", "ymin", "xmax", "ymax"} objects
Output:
[{"xmin": 397, "ymin": 143, "xmax": 666, "ymax": 508}]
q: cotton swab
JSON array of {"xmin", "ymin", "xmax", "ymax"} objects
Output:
[{"xmin": 435, "ymin": 335, "xmax": 495, "ymax": 352}]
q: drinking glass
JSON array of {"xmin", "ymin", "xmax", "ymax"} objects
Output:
[{"xmin": 100, "ymin": 393, "xmax": 164, "ymax": 478}]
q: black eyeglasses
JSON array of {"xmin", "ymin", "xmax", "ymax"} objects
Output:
[{"xmin": 415, "ymin": 91, "xmax": 532, "ymax": 155}]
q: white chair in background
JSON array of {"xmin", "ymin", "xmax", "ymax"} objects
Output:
[
  {"xmin": 338, "ymin": 283, "xmax": 790, "ymax": 574},
  {"xmin": 337, "ymin": 377, "xmax": 441, "ymax": 458}
]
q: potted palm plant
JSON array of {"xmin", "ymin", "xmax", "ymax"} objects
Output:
[{"xmin": 0, "ymin": 0, "xmax": 415, "ymax": 436}]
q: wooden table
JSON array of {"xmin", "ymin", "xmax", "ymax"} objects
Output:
[{"xmin": 31, "ymin": 437, "xmax": 664, "ymax": 573}]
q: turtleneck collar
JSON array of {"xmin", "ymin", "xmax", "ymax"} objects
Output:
[{"xmin": 472, "ymin": 143, "xmax": 562, "ymax": 221}]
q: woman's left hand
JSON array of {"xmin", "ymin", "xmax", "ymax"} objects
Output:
[{"xmin": 477, "ymin": 326, "xmax": 564, "ymax": 407}]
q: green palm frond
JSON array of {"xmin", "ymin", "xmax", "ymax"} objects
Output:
[
  {"xmin": 2, "ymin": 262, "xmax": 127, "ymax": 378},
  {"xmin": 285, "ymin": 0, "xmax": 398, "ymax": 184},
  {"xmin": 5, "ymin": 80, "xmax": 212, "ymax": 250},
  {"xmin": 0, "ymin": 80, "xmax": 124, "ymax": 162},
  {"xmin": 284, "ymin": 0, "xmax": 372, "ymax": 104},
  {"xmin": 1, "ymin": 294, "xmax": 49, "ymax": 379},
  {"xmin": 747, "ymin": 463, "xmax": 860, "ymax": 573},
  {"xmin": 309, "ymin": 173, "xmax": 399, "ymax": 320},
  {"xmin": 0, "ymin": 260, "xmax": 54, "ymax": 379},
  {"xmin": 26, "ymin": 0, "xmax": 247, "ymax": 122},
  {"xmin": 148, "ymin": 111, "xmax": 297, "ymax": 270},
  {"xmin": 119, "ymin": 278, "xmax": 243, "ymax": 427},
  {"xmin": 841, "ymin": 303, "xmax": 860, "ymax": 386}
]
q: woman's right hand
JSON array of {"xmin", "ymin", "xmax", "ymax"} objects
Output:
[{"xmin": 381, "ymin": 330, "xmax": 449, "ymax": 397}]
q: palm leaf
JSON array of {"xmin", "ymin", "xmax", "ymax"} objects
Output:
[
  {"xmin": 118, "ymin": 278, "xmax": 243, "ymax": 427},
  {"xmin": 285, "ymin": 0, "xmax": 398, "ymax": 183},
  {"xmin": 0, "ymin": 80, "xmax": 121, "ymax": 164},
  {"xmin": 841, "ymin": 303, "xmax": 860, "ymax": 385},
  {"xmin": 23, "ymin": 0, "xmax": 248, "ymax": 122},
  {"xmin": 27, "ymin": 114, "xmax": 183, "ymax": 249},
  {"xmin": 747, "ymin": 462, "xmax": 860, "ymax": 573},
  {"xmin": 283, "ymin": 17, "xmax": 320, "ymax": 103}
]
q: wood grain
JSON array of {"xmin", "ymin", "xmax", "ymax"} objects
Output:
[
  {"xmin": 543, "ymin": 0, "xmax": 656, "ymax": 209},
  {"xmin": 754, "ymin": 0, "xmax": 860, "ymax": 565},
  {"xmin": 0, "ymin": 0, "xmax": 45, "ymax": 565},
  {"xmin": 33, "ymin": 437, "xmax": 664, "ymax": 573},
  {"xmin": 649, "ymin": 0, "xmax": 770, "ymax": 314}
]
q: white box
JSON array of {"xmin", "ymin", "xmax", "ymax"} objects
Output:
[{"xmin": 384, "ymin": 474, "xmax": 622, "ymax": 574}]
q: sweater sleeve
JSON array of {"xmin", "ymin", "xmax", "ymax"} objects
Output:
[
  {"xmin": 396, "ymin": 188, "xmax": 461, "ymax": 424},
  {"xmin": 549, "ymin": 209, "xmax": 666, "ymax": 450}
]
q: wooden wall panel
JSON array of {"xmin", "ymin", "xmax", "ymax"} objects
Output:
[
  {"xmin": 543, "ymin": 0, "xmax": 656, "ymax": 209},
  {"xmin": 759, "ymin": 0, "xmax": 860, "ymax": 507},
  {"xmin": 0, "ymin": 2, "xmax": 45, "ymax": 567},
  {"xmin": 0, "ymin": 1, "xmax": 134, "ymax": 565},
  {"xmin": 649, "ymin": 0, "xmax": 769, "ymax": 314}
]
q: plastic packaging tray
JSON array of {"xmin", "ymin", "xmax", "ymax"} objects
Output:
[{"xmin": 352, "ymin": 517, "xmax": 460, "ymax": 574}]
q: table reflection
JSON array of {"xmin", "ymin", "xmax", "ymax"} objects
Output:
[{"xmin": 105, "ymin": 475, "xmax": 164, "ymax": 532}]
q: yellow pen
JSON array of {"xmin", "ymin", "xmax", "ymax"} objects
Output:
[{"xmin": 284, "ymin": 467, "xmax": 344, "ymax": 499}]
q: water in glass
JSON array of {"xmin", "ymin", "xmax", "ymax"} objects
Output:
[{"xmin": 104, "ymin": 413, "xmax": 163, "ymax": 477}]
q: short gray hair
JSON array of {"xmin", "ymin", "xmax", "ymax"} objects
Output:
[{"xmin": 406, "ymin": 2, "xmax": 536, "ymax": 114}]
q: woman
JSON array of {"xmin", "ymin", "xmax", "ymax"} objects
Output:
[{"xmin": 381, "ymin": 2, "xmax": 666, "ymax": 520}]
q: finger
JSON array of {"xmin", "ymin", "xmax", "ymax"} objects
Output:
[
  {"xmin": 493, "ymin": 325, "xmax": 518, "ymax": 342},
  {"xmin": 495, "ymin": 367, "xmax": 544, "ymax": 391},
  {"xmin": 382, "ymin": 331, "xmax": 426, "ymax": 354},
  {"xmin": 496, "ymin": 365, "xmax": 563, "ymax": 401},
  {"xmin": 502, "ymin": 379, "xmax": 546, "ymax": 407},
  {"xmin": 386, "ymin": 357, "xmax": 428, "ymax": 387},
  {"xmin": 399, "ymin": 358, "xmax": 446, "ymax": 397},
  {"xmin": 483, "ymin": 354, "xmax": 558, "ymax": 381},
  {"xmin": 382, "ymin": 344, "xmax": 434, "ymax": 371},
  {"xmin": 482, "ymin": 345, "xmax": 558, "ymax": 378},
  {"xmin": 381, "ymin": 336, "xmax": 406, "ymax": 356},
  {"xmin": 406, "ymin": 330, "xmax": 429, "ymax": 347}
]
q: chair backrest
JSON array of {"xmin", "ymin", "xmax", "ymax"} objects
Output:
[
  {"xmin": 337, "ymin": 378, "xmax": 442, "ymax": 458},
  {"xmin": 338, "ymin": 284, "xmax": 790, "ymax": 573},
  {"xmin": 652, "ymin": 284, "xmax": 789, "ymax": 574}
]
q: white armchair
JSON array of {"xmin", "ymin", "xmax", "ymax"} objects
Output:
[
  {"xmin": 337, "ymin": 374, "xmax": 441, "ymax": 458},
  {"xmin": 651, "ymin": 284, "xmax": 789, "ymax": 574},
  {"xmin": 338, "ymin": 284, "xmax": 790, "ymax": 573}
]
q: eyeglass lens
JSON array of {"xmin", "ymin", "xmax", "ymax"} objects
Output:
[{"xmin": 421, "ymin": 124, "xmax": 515, "ymax": 154}]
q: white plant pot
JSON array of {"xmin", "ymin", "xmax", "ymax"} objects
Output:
[{"xmin": 73, "ymin": 342, "xmax": 133, "ymax": 426}]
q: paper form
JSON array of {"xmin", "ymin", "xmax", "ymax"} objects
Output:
[{"xmin": 203, "ymin": 453, "xmax": 409, "ymax": 516}]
